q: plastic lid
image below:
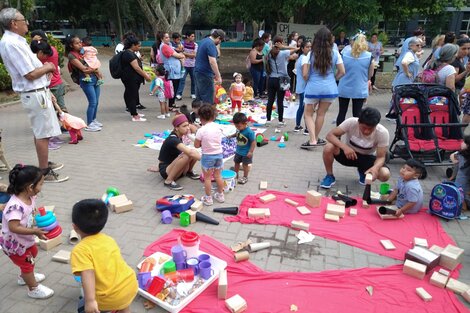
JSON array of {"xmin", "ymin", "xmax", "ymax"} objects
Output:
[
  {"xmin": 38, "ymin": 207, "xmax": 46, "ymax": 216},
  {"xmin": 180, "ymin": 231, "xmax": 200, "ymax": 246},
  {"xmin": 221, "ymin": 169, "xmax": 236, "ymax": 179}
]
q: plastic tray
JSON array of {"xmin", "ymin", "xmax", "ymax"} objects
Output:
[{"xmin": 137, "ymin": 251, "xmax": 227, "ymax": 313}]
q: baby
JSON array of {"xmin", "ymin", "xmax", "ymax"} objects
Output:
[{"xmin": 81, "ymin": 37, "xmax": 104, "ymax": 84}]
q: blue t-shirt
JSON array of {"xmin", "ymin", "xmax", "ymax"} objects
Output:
[
  {"xmin": 235, "ymin": 127, "xmax": 255, "ymax": 156},
  {"xmin": 395, "ymin": 177, "xmax": 423, "ymax": 214},
  {"xmin": 194, "ymin": 37, "xmax": 218, "ymax": 76},
  {"xmin": 304, "ymin": 49, "xmax": 341, "ymax": 99},
  {"xmin": 338, "ymin": 50, "xmax": 371, "ymax": 99}
]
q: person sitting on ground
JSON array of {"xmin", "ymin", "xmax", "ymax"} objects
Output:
[
  {"xmin": 231, "ymin": 112, "xmax": 256, "ymax": 184},
  {"xmin": 320, "ymin": 107, "xmax": 391, "ymax": 188},
  {"xmin": 153, "ymin": 114, "xmax": 201, "ymax": 191},
  {"xmin": 386, "ymin": 159, "xmax": 425, "ymax": 216}
]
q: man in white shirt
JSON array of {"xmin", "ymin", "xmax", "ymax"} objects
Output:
[{"xmin": 0, "ymin": 8, "xmax": 68, "ymax": 182}]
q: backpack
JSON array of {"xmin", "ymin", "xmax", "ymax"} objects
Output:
[
  {"xmin": 163, "ymin": 78, "xmax": 174, "ymax": 99},
  {"xmin": 109, "ymin": 51, "xmax": 124, "ymax": 79},
  {"xmin": 429, "ymin": 181, "xmax": 464, "ymax": 219},
  {"xmin": 416, "ymin": 64, "xmax": 445, "ymax": 84},
  {"xmin": 156, "ymin": 195, "xmax": 195, "ymax": 214}
]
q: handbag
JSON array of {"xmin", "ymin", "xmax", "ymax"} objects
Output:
[{"xmin": 273, "ymin": 52, "xmax": 290, "ymax": 91}]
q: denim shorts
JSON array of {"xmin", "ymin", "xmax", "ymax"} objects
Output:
[{"xmin": 201, "ymin": 153, "xmax": 223, "ymax": 171}]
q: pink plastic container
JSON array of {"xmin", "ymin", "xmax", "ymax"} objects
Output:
[{"xmin": 179, "ymin": 231, "xmax": 200, "ymax": 259}]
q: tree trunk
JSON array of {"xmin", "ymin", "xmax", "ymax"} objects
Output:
[{"xmin": 135, "ymin": 0, "xmax": 193, "ymax": 35}]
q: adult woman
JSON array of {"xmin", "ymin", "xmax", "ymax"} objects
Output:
[
  {"xmin": 265, "ymin": 36, "xmax": 296, "ymax": 126},
  {"xmin": 65, "ymin": 34, "xmax": 102, "ymax": 131},
  {"xmin": 160, "ymin": 32, "xmax": 185, "ymax": 110},
  {"xmin": 120, "ymin": 35, "xmax": 151, "ymax": 121},
  {"xmin": 249, "ymin": 38, "xmax": 265, "ymax": 98},
  {"xmin": 368, "ymin": 33, "xmax": 384, "ymax": 90},
  {"xmin": 391, "ymin": 37, "xmax": 422, "ymax": 88},
  {"xmin": 287, "ymin": 35, "xmax": 303, "ymax": 94},
  {"xmin": 452, "ymin": 38, "xmax": 470, "ymax": 93},
  {"xmin": 176, "ymin": 31, "xmax": 198, "ymax": 100},
  {"xmin": 155, "ymin": 114, "xmax": 201, "ymax": 191},
  {"xmin": 294, "ymin": 40, "xmax": 312, "ymax": 133},
  {"xmin": 150, "ymin": 31, "xmax": 163, "ymax": 67},
  {"xmin": 337, "ymin": 34, "xmax": 374, "ymax": 126},
  {"xmin": 432, "ymin": 43, "xmax": 458, "ymax": 91},
  {"xmin": 301, "ymin": 27, "xmax": 345, "ymax": 149}
]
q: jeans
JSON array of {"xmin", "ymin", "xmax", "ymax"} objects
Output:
[
  {"xmin": 122, "ymin": 79, "xmax": 141, "ymax": 116},
  {"xmin": 336, "ymin": 97, "xmax": 365, "ymax": 126},
  {"xmin": 295, "ymin": 93, "xmax": 305, "ymax": 127},
  {"xmin": 177, "ymin": 67, "xmax": 195, "ymax": 96},
  {"xmin": 266, "ymin": 77, "xmax": 285, "ymax": 122},
  {"xmin": 79, "ymin": 75, "xmax": 101, "ymax": 125},
  {"xmin": 169, "ymin": 79, "xmax": 180, "ymax": 107},
  {"xmin": 249, "ymin": 67, "xmax": 264, "ymax": 97},
  {"xmin": 194, "ymin": 72, "xmax": 214, "ymax": 104}
]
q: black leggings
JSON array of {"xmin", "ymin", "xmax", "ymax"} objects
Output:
[
  {"xmin": 122, "ymin": 79, "xmax": 141, "ymax": 116},
  {"xmin": 336, "ymin": 97, "xmax": 365, "ymax": 126},
  {"xmin": 266, "ymin": 77, "xmax": 285, "ymax": 122},
  {"xmin": 169, "ymin": 79, "xmax": 180, "ymax": 107},
  {"xmin": 371, "ymin": 68, "xmax": 378, "ymax": 86}
]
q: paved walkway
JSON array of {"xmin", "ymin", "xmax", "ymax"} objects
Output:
[{"xmin": 0, "ymin": 55, "xmax": 469, "ymax": 312}]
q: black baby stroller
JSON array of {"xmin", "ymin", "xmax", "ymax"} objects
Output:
[{"xmin": 389, "ymin": 83, "xmax": 467, "ymax": 166}]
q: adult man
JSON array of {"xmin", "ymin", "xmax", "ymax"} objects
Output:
[
  {"xmin": 0, "ymin": 8, "xmax": 68, "ymax": 182},
  {"xmin": 194, "ymin": 29, "xmax": 224, "ymax": 104},
  {"xmin": 320, "ymin": 107, "xmax": 390, "ymax": 188}
]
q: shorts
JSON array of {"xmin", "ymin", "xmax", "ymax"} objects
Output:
[
  {"xmin": 201, "ymin": 153, "xmax": 223, "ymax": 171},
  {"xmin": 159, "ymin": 163, "xmax": 169, "ymax": 179},
  {"xmin": 304, "ymin": 98, "xmax": 335, "ymax": 105},
  {"xmin": 231, "ymin": 99, "xmax": 242, "ymax": 110},
  {"xmin": 334, "ymin": 149, "xmax": 377, "ymax": 174},
  {"xmin": 8, "ymin": 245, "xmax": 38, "ymax": 273},
  {"xmin": 50, "ymin": 82, "xmax": 67, "ymax": 110},
  {"xmin": 234, "ymin": 153, "xmax": 253, "ymax": 165},
  {"xmin": 20, "ymin": 89, "xmax": 61, "ymax": 139}
]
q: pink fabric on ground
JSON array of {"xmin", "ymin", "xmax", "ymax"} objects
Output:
[
  {"xmin": 225, "ymin": 190, "xmax": 456, "ymax": 260},
  {"xmin": 144, "ymin": 229, "xmax": 467, "ymax": 313}
]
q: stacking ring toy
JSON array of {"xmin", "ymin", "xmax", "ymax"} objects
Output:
[
  {"xmin": 45, "ymin": 225, "xmax": 62, "ymax": 239},
  {"xmin": 41, "ymin": 221, "xmax": 58, "ymax": 232}
]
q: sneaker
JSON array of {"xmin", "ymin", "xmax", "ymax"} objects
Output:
[
  {"xmin": 136, "ymin": 104, "xmax": 147, "ymax": 110},
  {"xmin": 84, "ymin": 124, "xmax": 101, "ymax": 132},
  {"xmin": 47, "ymin": 161, "xmax": 64, "ymax": 171},
  {"xmin": 44, "ymin": 168, "xmax": 69, "ymax": 183},
  {"xmin": 278, "ymin": 121, "xmax": 286, "ymax": 127},
  {"xmin": 132, "ymin": 116, "xmax": 147, "ymax": 122},
  {"xmin": 358, "ymin": 171, "xmax": 366, "ymax": 186},
  {"xmin": 191, "ymin": 94, "xmax": 196, "ymax": 99},
  {"xmin": 214, "ymin": 192, "xmax": 225, "ymax": 203},
  {"xmin": 186, "ymin": 171, "xmax": 200, "ymax": 180},
  {"xmin": 18, "ymin": 273, "xmax": 45, "ymax": 286},
  {"xmin": 164, "ymin": 181, "xmax": 183, "ymax": 191},
  {"xmin": 294, "ymin": 125, "xmax": 303, "ymax": 132},
  {"xmin": 49, "ymin": 136, "xmax": 65, "ymax": 144},
  {"xmin": 27, "ymin": 284, "xmax": 54, "ymax": 299},
  {"xmin": 385, "ymin": 112, "xmax": 398, "ymax": 121},
  {"xmin": 320, "ymin": 174, "xmax": 336, "ymax": 189},
  {"xmin": 91, "ymin": 119, "xmax": 103, "ymax": 127},
  {"xmin": 303, "ymin": 128, "xmax": 309, "ymax": 136},
  {"xmin": 138, "ymin": 113, "xmax": 145, "ymax": 117},
  {"xmin": 176, "ymin": 95, "xmax": 182, "ymax": 100},
  {"xmin": 48, "ymin": 142, "xmax": 60, "ymax": 150},
  {"xmin": 165, "ymin": 113, "xmax": 171, "ymax": 118},
  {"xmin": 201, "ymin": 195, "xmax": 214, "ymax": 206},
  {"xmin": 157, "ymin": 114, "xmax": 166, "ymax": 119}
]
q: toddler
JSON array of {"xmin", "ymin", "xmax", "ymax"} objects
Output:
[
  {"xmin": 80, "ymin": 37, "xmax": 104, "ymax": 84},
  {"xmin": 229, "ymin": 72, "xmax": 246, "ymax": 113},
  {"xmin": 0, "ymin": 164, "xmax": 54, "ymax": 299},
  {"xmin": 232, "ymin": 113, "xmax": 256, "ymax": 184},
  {"xmin": 194, "ymin": 104, "xmax": 225, "ymax": 205},
  {"xmin": 387, "ymin": 159, "xmax": 425, "ymax": 216},
  {"xmin": 59, "ymin": 112, "xmax": 86, "ymax": 144},
  {"xmin": 243, "ymin": 78, "xmax": 254, "ymax": 103},
  {"xmin": 71, "ymin": 199, "xmax": 138, "ymax": 313},
  {"xmin": 150, "ymin": 65, "xmax": 170, "ymax": 119}
]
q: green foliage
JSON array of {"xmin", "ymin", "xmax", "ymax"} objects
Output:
[
  {"xmin": 0, "ymin": 63, "xmax": 12, "ymax": 91},
  {"xmin": 378, "ymin": 32, "xmax": 388, "ymax": 46}
]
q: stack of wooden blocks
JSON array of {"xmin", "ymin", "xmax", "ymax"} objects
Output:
[{"xmin": 108, "ymin": 194, "xmax": 134, "ymax": 213}]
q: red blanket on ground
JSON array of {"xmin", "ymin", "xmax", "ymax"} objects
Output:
[
  {"xmin": 143, "ymin": 229, "xmax": 467, "ymax": 313},
  {"xmin": 225, "ymin": 190, "xmax": 456, "ymax": 260}
]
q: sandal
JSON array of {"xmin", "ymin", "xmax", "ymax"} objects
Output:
[
  {"xmin": 238, "ymin": 177, "xmax": 248, "ymax": 184},
  {"xmin": 300, "ymin": 141, "xmax": 317, "ymax": 149}
]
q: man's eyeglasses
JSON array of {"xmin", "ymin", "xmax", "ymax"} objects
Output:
[{"xmin": 14, "ymin": 19, "xmax": 28, "ymax": 25}]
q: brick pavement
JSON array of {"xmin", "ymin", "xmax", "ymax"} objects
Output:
[{"xmin": 0, "ymin": 54, "xmax": 469, "ymax": 312}]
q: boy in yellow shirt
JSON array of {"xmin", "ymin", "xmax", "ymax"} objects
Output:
[{"xmin": 71, "ymin": 199, "xmax": 137, "ymax": 313}]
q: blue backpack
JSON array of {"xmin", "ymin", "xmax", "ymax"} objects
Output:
[
  {"xmin": 429, "ymin": 182, "xmax": 464, "ymax": 219},
  {"xmin": 156, "ymin": 195, "xmax": 195, "ymax": 214}
]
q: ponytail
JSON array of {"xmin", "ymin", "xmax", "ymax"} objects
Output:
[{"xmin": 7, "ymin": 164, "xmax": 43, "ymax": 195}]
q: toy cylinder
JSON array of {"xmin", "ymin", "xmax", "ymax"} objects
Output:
[
  {"xmin": 179, "ymin": 231, "xmax": 200, "ymax": 259},
  {"xmin": 213, "ymin": 207, "xmax": 239, "ymax": 215},
  {"xmin": 257, "ymin": 141, "xmax": 268, "ymax": 147},
  {"xmin": 171, "ymin": 245, "xmax": 187, "ymax": 263},
  {"xmin": 248, "ymin": 242, "xmax": 271, "ymax": 252},
  {"xmin": 180, "ymin": 212, "xmax": 190, "ymax": 227},
  {"xmin": 137, "ymin": 272, "xmax": 151, "ymax": 290},
  {"xmin": 234, "ymin": 250, "xmax": 249, "ymax": 262},
  {"xmin": 221, "ymin": 170, "xmax": 236, "ymax": 192},
  {"xmin": 379, "ymin": 206, "xmax": 398, "ymax": 215},
  {"xmin": 195, "ymin": 212, "xmax": 219, "ymax": 225},
  {"xmin": 161, "ymin": 210, "xmax": 173, "ymax": 224},
  {"xmin": 38, "ymin": 207, "xmax": 46, "ymax": 216},
  {"xmin": 379, "ymin": 183, "xmax": 390, "ymax": 195},
  {"xmin": 332, "ymin": 194, "xmax": 357, "ymax": 208},
  {"xmin": 147, "ymin": 276, "xmax": 165, "ymax": 295},
  {"xmin": 69, "ymin": 229, "xmax": 81, "ymax": 245}
]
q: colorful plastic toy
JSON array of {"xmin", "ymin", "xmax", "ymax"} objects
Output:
[
  {"xmin": 103, "ymin": 187, "xmax": 120, "ymax": 204},
  {"xmin": 34, "ymin": 207, "xmax": 62, "ymax": 240}
]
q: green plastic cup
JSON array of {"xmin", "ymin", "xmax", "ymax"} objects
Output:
[
  {"xmin": 180, "ymin": 212, "xmax": 190, "ymax": 227},
  {"xmin": 162, "ymin": 261, "xmax": 176, "ymax": 273},
  {"xmin": 379, "ymin": 183, "xmax": 390, "ymax": 195}
]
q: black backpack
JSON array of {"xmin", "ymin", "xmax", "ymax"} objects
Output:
[{"xmin": 109, "ymin": 51, "xmax": 124, "ymax": 79}]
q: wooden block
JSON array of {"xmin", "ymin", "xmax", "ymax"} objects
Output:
[
  {"xmin": 416, "ymin": 287, "xmax": 432, "ymax": 302},
  {"xmin": 34, "ymin": 236, "xmax": 40, "ymax": 246},
  {"xmin": 291, "ymin": 220, "xmax": 310, "ymax": 231},
  {"xmin": 326, "ymin": 203, "xmax": 345, "ymax": 217},
  {"xmin": 362, "ymin": 200, "xmax": 369, "ymax": 208},
  {"xmin": 365, "ymin": 173, "xmax": 373, "ymax": 185},
  {"xmin": 336, "ymin": 200, "xmax": 346, "ymax": 206},
  {"xmin": 218, "ymin": 269, "xmax": 228, "ymax": 299},
  {"xmin": 113, "ymin": 200, "xmax": 133, "ymax": 214},
  {"xmin": 446, "ymin": 278, "xmax": 470, "ymax": 295},
  {"xmin": 324, "ymin": 213, "xmax": 340, "ymax": 222},
  {"xmin": 429, "ymin": 245, "xmax": 444, "ymax": 255},
  {"xmin": 259, "ymin": 181, "xmax": 268, "ymax": 190},
  {"xmin": 414, "ymin": 237, "xmax": 429, "ymax": 248},
  {"xmin": 403, "ymin": 259, "xmax": 426, "ymax": 280},
  {"xmin": 225, "ymin": 294, "xmax": 247, "ymax": 313},
  {"xmin": 108, "ymin": 194, "xmax": 128, "ymax": 206},
  {"xmin": 284, "ymin": 198, "xmax": 298, "ymax": 207},
  {"xmin": 306, "ymin": 190, "xmax": 322, "ymax": 208},
  {"xmin": 349, "ymin": 208, "xmax": 357, "ymax": 216},
  {"xmin": 438, "ymin": 268, "xmax": 450, "ymax": 276},
  {"xmin": 440, "ymin": 244, "xmax": 464, "ymax": 270},
  {"xmin": 259, "ymin": 194, "xmax": 276, "ymax": 204},
  {"xmin": 44, "ymin": 205, "xmax": 55, "ymax": 213},
  {"xmin": 190, "ymin": 199, "xmax": 203, "ymax": 212},
  {"xmin": 186, "ymin": 210, "xmax": 197, "ymax": 224},
  {"xmin": 39, "ymin": 234, "xmax": 63, "ymax": 251},
  {"xmin": 463, "ymin": 289, "xmax": 470, "ymax": 303},
  {"xmin": 247, "ymin": 208, "xmax": 270, "ymax": 218},
  {"xmin": 296, "ymin": 206, "xmax": 311, "ymax": 215},
  {"xmin": 429, "ymin": 271, "xmax": 449, "ymax": 288},
  {"xmin": 52, "ymin": 250, "xmax": 71, "ymax": 264},
  {"xmin": 380, "ymin": 239, "xmax": 396, "ymax": 250},
  {"xmin": 405, "ymin": 246, "xmax": 440, "ymax": 273}
]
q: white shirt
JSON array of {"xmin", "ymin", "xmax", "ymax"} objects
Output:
[
  {"xmin": 0, "ymin": 30, "xmax": 49, "ymax": 92},
  {"xmin": 115, "ymin": 42, "xmax": 141, "ymax": 58},
  {"xmin": 339, "ymin": 117, "xmax": 389, "ymax": 155}
]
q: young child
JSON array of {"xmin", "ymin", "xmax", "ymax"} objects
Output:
[
  {"xmin": 150, "ymin": 65, "xmax": 170, "ymax": 119},
  {"xmin": 71, "ymin": 199, "xmax": 138, "ymax": 313},
  {"xmin": 194, "ymin": 104, "xmax": 225, "ymax": 205},
  {"xmin": 0, "ymin": 164, "xmax": 54, "ymax": 299},
  {"xmin": 229, "ymin": 72, "xmax": 246, "ymax": 113},
  {"xmin": 59, "ymin": 112, "xmax": 86, "ymax": 144},
  {"xmin": 232, "ymin": 113, "xmax": 256, "ymax": 184},
  {"xmin": 386, "ymin": 159, "xmax": 425, "ymax": 216},
  {"xmin": 452, "ymin": 134, "xmax": 470, "ymax": 210},
  {"xmin": 243, "ymin": 78, "xmax": 254, "ymax": 103},
  {"xmin": 80, "ymin": 37, "xmax": 104, "ymax": 84}
]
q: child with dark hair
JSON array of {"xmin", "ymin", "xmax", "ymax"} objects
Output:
[
  {"xmin": 232, "ymin": 113, "xmax": 256, "ymax": 184},
  {"xmin": 191, "ymin": 99, "xmax": 202, "ymax": 124},
  {"xmin": 150, "ymin": 65, "xmax": 170, "ymax": 119},
  {"xmin": 195, "ymin": 104, "xmax": 225, "ymax": 205},
  {"xmin": 387, "ymin": 159, "xmax": 425, "ymax": 216},
  {"xmin": 0, "ymin": 164, "xmax": 54, "ymax": 299},
  {"xmin": 71, "ymin": 199, "xmax": 137, "ymax": 313},
  {"xmin": 243, "ymin": 78, "xmax": 254, "ymax": 102}
]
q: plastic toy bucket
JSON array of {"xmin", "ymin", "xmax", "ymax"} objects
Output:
[
  {"xmin": 221, "ymin": 169, "xmax": 236, "ymax": 192},
  {"xmin": 179, "ymin": 231, "xmax": 200, "ymax": 259}
]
